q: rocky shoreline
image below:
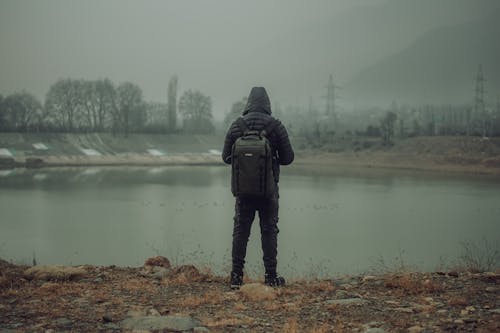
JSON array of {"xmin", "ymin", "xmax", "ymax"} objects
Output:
[{"xmin": 1, "ymin": 257, "xmax": 499, "ymax": 332}]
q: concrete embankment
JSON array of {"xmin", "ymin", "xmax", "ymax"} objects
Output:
[
  {"xmin": 0, "ymin": 132, "xmax": 224, "ymax": 168},
  {"xmin": 1, "ymin": 133, "xmax": 500, "ymax": 175}
]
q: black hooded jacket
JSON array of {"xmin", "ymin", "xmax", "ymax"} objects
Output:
[{"xmin": 222, "ymin": 87, "xmax": 294, "ymax": 182}]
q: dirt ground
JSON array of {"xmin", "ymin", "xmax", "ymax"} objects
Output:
[{"xmin": 1, "ymin": 258, "xmax": 499, "ymax": 333}]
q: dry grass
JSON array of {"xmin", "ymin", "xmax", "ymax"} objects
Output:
[
  {"xmin": 233, "ymin": 302, "xmax": 247, "ymax": 311},
  {"xmin": 162, "ymin": 264, "xmax": 206, "ymax": 286},
  {"xmin": 264, "ymin": 301, "xmax": 282, "ymax": 311},
  {"xmin": 239, "ymin": 283, "xmax": 277, "ymax": 301},
  {"xmin": 309, "ymin": 324, "xmax": 331, "ymax": 333},
  {"xmin": 178, "ymin": 290, "xmax": 225, "ymax": 308},
  {"xmin": 304, "ymin": 280, "xmax": 336, "ymax": 293},
  {"xmin": 203, "ymin": 314, "xmax": 255, "ymax": 328},
  {"xmin": 119, "ymin": 278, "xmax": 153, "ymax": 291},
  {"xmin": 448, "ymin": 296, "xmax": 468, "ymax": 307},
  {"xmin": 384, "ymin": 274, "xmax": 442, "ymax": 295},
  {"xmin": 282, "ymin": 317, "xmax": 299, "ymax": 333}
]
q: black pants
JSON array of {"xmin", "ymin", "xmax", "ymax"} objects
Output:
[{"xmin": 232, "ymin": 193, "xmax": 279, "ymax": 275}]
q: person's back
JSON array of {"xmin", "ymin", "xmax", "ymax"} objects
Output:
[{"xmin": 222, "ymin": 87, "xmax": 294, "ymax": 289}]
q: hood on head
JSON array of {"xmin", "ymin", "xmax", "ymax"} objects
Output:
[{"xmin": 243, "ymin": 87, "xmax": 271, "ymax": 115}]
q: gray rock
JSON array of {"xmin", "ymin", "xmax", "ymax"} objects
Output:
[
  {"xmin": 24, "ymin": 265, "xmax": 86, "ymax": 281},
  {"xmin": 120, "ymin": 315, "xmax": 201, "ymax": 331},
  {"xmin": 326, "ymin": 298, "xmax": 367, "ymax": 306},
  {"xmin": 393, "ymin": 307, "xmax": 414, "ymax": 313},
  {"xmin": 193, "ymin": 327, "xmax": 210, "ymax": 332},
  {"xmin": 151, "ymin": 267, "xmax": 171, "ymax": 280},
  {"xmin": 103, "ymin": 322, "xmax": 120, "ymax": 330},
  {"xmin": 335, "ymin": 290, "xmax": 351, "ymax": 299},
  {"xmin": 364, "ymin": 328, "xmax": 387, "ymax": 333},
  {"xmin": 55, "ymin": 317, "xmax": 73, "ymax": 326},
  {"xmin": 489, "ymin": 308, "xmax": 500, "ymax": 314}
]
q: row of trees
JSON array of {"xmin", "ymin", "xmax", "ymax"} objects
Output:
[
  {"xmin": 0, "ymin": 77, "xmax": 215, "ymax": 135},
  {"xmin": 243, "ymin": 95, "xmax": 500, "ymax": 148}
]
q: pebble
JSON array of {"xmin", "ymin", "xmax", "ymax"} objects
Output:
[
  {"xmin": 393, "ymin": 307, "xmax": 413, "ymax": 313},
  {"xmin": 326, "ymin": 298, "xmax": 367, "ymax": 306},
  {"xmin": 364, "ymin": 328, "xmax": 387, "ymax": 333},
  {"xmin": 463, "ymin": 318, "xmax": 478, "ymax": 324},
  {"xmin": 102, "ymin": 314, "xmax": 113, "ymax": 323},
  {"xmin": 340, "ymin": 283, "xmax": 354, "ymax": 290},
  {"xmin": 193, "ymin": 327, "xmax": 210, "ymax": 332},
  {"xmin": 335, "ymin": 290, "xmax": 351, "ymax": 298},
  {"xmin": 407, "ymin": 325, "xmax": 423, "ymax": 333},
  {"xmin": 362, "ymin": 275, "xmax": 377, "ymax": 282},
  {"xmin": 147, "ymin": 308, "xmax": 161, "ymax": 317},
  {"xmin": 453, "ymin": 319, "xmax": 464, "ymax": 324},
  {"xmin": 120, "ymin": 315, "xmax": 202, "ymax": 331},
  {"xmin": 55, "ymin": 318, "xmax": 73, "ymax": 327},
  {"xmin": 103, "ymin": 323, "xmax": 120, "ymax": 330}
]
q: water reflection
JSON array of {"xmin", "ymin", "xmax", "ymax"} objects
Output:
[{"xmin": 0, "ymin": 166, "xmax": 499, "ymax": 277}]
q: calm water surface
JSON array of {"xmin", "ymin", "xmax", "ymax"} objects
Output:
[{"xmin": 0, "ymin": 166, "xmax": 499, "ymax": 277}]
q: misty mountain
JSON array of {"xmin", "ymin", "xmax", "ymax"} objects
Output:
[
  {"xmin": 251, "ymin": 0, "xmax": 500, "ymax": 103},
  {"xmin": 344, "ymin": 9, "xmax": 500, "ymax": 107}
]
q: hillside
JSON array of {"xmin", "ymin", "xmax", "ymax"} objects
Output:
[{"xmin": 345, "ymin": 9, "xmax": 500, "ymax": 107}]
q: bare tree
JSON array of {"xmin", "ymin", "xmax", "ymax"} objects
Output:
[
  {"xmin": 116, "ymin": 82, "xmax": 146, "ymax": 137},
  {"xmin": 2, "ymin": 91, "xmax": 43, "ymax": 132},
  {"xmin": 380, "ymin": 111, "xmax": 397, "ymax": 145},
  {"xmin": 224, "ymin": 97, "xmax": 246, "ymax": 128},
  {"xmin": 178, "ymin": 90, "xmax": 214, "ymax": 134},
  {"xmin": 45, "ymin": 79, "xmax": 84, "ymax": 131}
]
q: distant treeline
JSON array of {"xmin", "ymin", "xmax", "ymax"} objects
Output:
[
  {"xmin": 266, "ymin": 101, "xmax": 500, "ymax": 147},
  {"xmin": 2, "ymin": 77, "xmax": 500, "ymax": 146},
  {"xmin": 0, "ymin": 77, "xmax": 215, "ymax": 135}
]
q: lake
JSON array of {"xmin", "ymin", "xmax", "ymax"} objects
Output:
[{"xmin": 0, "ymin": 165, "xmax": 499, "ymax": 278}]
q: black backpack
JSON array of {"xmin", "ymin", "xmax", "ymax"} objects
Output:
[{"xmin": 231, "ymin": 117, "xmax": 278, "ymax": 198}]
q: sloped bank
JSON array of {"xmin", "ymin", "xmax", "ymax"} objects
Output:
[{"xmin": 1, "ymin": 133, "xmax": 500, "ymax": 175}]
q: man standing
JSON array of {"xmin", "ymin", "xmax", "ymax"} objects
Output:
[{"xmin": 222, "ymin": 87, "xmax": 294, "ymax": 289}]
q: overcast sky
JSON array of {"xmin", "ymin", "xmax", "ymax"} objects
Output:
[{"xmin": 0, "ymin": 0, "xmax": 496, "ymax": 118}]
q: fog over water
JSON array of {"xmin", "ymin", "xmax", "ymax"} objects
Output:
[{"xmin": 1, "ymin": 0, "xmax": 499, "ymax": 116}]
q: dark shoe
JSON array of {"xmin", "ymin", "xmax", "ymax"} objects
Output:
[
  {"xmin": 230, "ymin": 271, "xmax": 243, "ymax": 290},
  {"xmin": 264, "ymin": 274, "xmax": 285, "ymax": 287}
]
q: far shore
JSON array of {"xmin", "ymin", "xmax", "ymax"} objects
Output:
[{"xmin": 1, "ymin": 150, "xmax": 500, "ymax": 176}]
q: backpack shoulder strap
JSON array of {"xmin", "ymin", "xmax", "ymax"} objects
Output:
[
  {"xmin": 261, "ymin": 119, "xmax": 279, "ymax": 138},
  {"xmin": 236, "ymin": 117, "xmax": 249, "ymax": 135}
]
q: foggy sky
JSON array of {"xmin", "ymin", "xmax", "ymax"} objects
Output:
[{"xmin": 0, "ymin": 0, "xmax": 498, "ymax": 118}]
